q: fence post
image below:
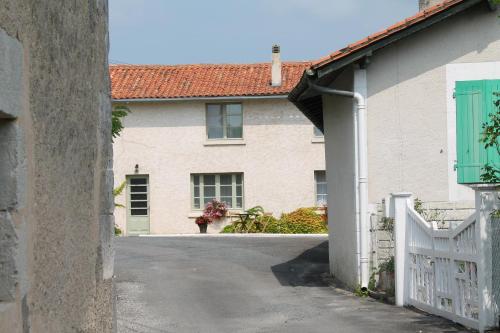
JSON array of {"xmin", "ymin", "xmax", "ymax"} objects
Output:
[
  {"xmin": 392, "ymin": 192, "xmax": 413, "ymax": 307},
  {"xmin": 472, "ymin": 184, "xmax": 499, "ymax": 332}
]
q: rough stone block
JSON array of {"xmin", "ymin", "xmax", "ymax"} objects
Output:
[
  {"xmin": 0, "ymin": 28, "xmax": 23, "ymax": 118},
  {"xmin": 0, "ymin": 210, "xmax": 17, "ymax": 302}
]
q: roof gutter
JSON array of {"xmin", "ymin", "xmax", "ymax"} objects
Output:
[
  {"xmin": 113, "ymin": 94, "xmax": 289, "ymax": 103},
  {"xmin": 308, "ymin": 80, "xmax": 370, "ymax": 290}
]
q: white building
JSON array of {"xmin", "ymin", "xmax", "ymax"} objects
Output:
[
  {"xmin": 111, "ymin": 48, "xmax": 326, "ymax": 235},
  {"xmin": 289, "ymin": 0, "xmax": 500, "ymax": 288}
]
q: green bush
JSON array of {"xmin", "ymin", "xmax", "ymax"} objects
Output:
[
  {"xmin": 221, "ymin": 224, "xmax": 235, "ymax": 233},
  {"xmin": 221, "ymin": 207, "xmax": 327, "ymax": 234}
]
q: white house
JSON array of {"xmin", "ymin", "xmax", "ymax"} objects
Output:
[
  {"xmin": 289, "ymin": 0, "xmax": 500, "ymax": 289},
  {"xmin": 111, "ymin": 47, "xmax": 326, "ymax": 235}
]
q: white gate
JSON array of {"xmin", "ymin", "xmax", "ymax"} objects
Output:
[
  {"xmin": 406, "ymin": 208, "xmax": 480, "ymax": 329},
  {"xmin": 392, "ymin": 188, "xmax": 499, "ymax": 333}
]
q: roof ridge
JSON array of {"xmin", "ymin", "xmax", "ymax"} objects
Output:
[
  {"xmin": 311, "ymin": 0, "xmax": 466, "ymax": 69},
  {"xmin": 110, "ymin": 61, "xmax": 311, "ymax": 69}
]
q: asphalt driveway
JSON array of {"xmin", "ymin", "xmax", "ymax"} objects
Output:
[{"xmin": 115, "ymin": 236, "xmax": 470, "ymax": 333}]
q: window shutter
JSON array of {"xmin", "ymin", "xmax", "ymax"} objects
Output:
[{"xmin": 455, "ymin": 80, "xmax": 500, "ymax": 184}]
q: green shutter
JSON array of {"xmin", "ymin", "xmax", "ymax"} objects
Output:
[{"xmin": 455, "ymin": 80, "xmax": 500, "ymax": 184}]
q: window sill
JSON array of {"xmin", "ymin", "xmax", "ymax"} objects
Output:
[
  {"xmin": 204, "ymin": 139, "xmax": 246, "ymax": 146},
  {"xmin": 311, "ymin": 137, "xmax": 325, "ymax": 144},
  {"xmin": 188, "ymin": 210, "xmax": 244, "ymax": 219}
]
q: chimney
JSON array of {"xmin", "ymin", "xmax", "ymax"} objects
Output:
[
  {"xmin": 419, "ymin": 0, "xmax": 442, "ymax": 10},
  {"xmin": 271, "ymin": 44, "xmax": 282, "ymax": 87}
]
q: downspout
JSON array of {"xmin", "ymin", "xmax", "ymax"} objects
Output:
[{"xmin": 308, "ymin": 81, "xmax": 370, "ymax": 289}]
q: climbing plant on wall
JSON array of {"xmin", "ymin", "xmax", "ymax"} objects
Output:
[{"xmin": 480, "ymin": 92, "xmax": 500, "ymax": 183}]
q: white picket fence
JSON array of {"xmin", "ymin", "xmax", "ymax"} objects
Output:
[{"xmin": 392, "ymin": 187, "xmax": 499, "ymax": 333}]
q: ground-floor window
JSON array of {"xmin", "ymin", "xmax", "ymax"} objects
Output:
[
  {"xmin": 191, "ymin": 173, "xmax": 243, "ymax": 209},
  {"xmin": 315, "ymin": 171, "xmax": 327, "ymax": 206}
]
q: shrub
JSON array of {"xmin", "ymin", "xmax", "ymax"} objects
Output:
[
  {"xmin": 221, "ymin": 224, "xmax": 235, "ymax": 233},
  {"xmin": 277, "ymin": 208, "xmax": 328, "ymax": 234}
]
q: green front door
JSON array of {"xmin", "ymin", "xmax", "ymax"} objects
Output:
[{"xmin": 126, "ymin": 175, "xmax": 150, "ymax": 235}]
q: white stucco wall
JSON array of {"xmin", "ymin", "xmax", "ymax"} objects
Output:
[
  {"xmin": 366, "ymin": 5, "xmax": 500, "ymax": 204},
  {"xmin": 113, "ymin": 98, "xmax": 325, "ymax": 234},
  {"xmin": 322, "ymin": 5, "xmax": 500, "ymax": 287}
]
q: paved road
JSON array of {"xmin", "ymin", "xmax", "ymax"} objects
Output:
[{"xmin": 115, "ymin": 236, "xmax": 470, "ymax": 333}]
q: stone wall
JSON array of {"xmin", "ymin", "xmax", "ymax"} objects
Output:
[{"xmin": 0, "ymin": 1, "xmax": 114, "ymax": 332}]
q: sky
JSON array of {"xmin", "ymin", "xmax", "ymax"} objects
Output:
[{"xmin": 109, "ymin": 0, "xmax": 418, "ymax": 65}]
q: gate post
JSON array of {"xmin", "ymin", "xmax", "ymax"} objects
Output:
[
  {"xmin": 472, "ymin": 184, "xmax": 499, "ymax": 332},
  {"xmin": 392, "ymin": 192, "xmax": 413, "ymax": 307}
]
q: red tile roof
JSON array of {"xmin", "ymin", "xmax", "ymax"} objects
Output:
[
  {"xmin": 311, "ymin": 0, "xmax": 468, "ymax": 70},
  {"xmin": 110, "ymin": 62, "xmax": 311, "ymax": 100}
]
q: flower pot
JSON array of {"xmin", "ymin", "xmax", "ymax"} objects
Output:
[{"xmin": 198, "ymin": 223, "xmax": 208, "ymax": 234}]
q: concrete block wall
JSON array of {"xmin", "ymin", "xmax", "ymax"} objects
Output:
[{"xmin": 0, "ymin": 1, "xmax": 114, "ymax": 332}]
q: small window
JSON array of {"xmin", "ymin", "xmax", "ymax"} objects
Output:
[
  {"xmin": 315, "ymin": 171, "xmax": 327, "ymax": 206},
  {"xmin": 128, "ymin": 176, "xmax": 149, "ymax": 216},
  {"xmin": 313, "ymin": 126, "xmax": 323, "ymax": 137},
  {"xmin": 191, "ymin": 173, "xmax": 244, "ymax": 209},
  {"xmin": 206, "ymin": 103, "xmax": 243, "ymax": 139}
]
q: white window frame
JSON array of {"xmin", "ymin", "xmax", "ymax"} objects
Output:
[
  {"xmin": 205, "ymin": 103, "xmax": 243, "ymax": 140},
  {"xmin": 314, "ymin": 170, "xmax": 328, "ymax": 206},
  {"xmin": 191, "ymin": 173, "xmax": 244, "ymax": 210}
]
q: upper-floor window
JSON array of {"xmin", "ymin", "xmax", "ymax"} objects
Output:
[
  {"xmin": 313, "ymin": 126, "xmax": 323, "ymax": 137},
  {"xmin": 206, "ymin": 103, "xmax": 243, "ymax": 139},
  {"xmin": 192, "ymin": 173, "xmax": 244, "ymax": 210},
  {"xmin": 315, "ymin": 170, "xmax": 328, "ymax": 206}
]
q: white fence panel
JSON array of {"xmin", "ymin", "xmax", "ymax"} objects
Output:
[{"xmin": 393, "ymin": 187, "xmax": 499, "ymax": 333}]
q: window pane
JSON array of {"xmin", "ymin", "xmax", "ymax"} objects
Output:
[
  {"xmin": 193, "ymin": 186, "xmax": 200, "ymax": 197},
  {"xmin": 315, "ymin": 171, "xmax": 326, "ymax": 183},
  {"xmin": 317, "ymin": 184, "xmax": 327, "ymax": 195},
  {"xmin": 130, "ymin": 185, "xmax": 147, "ymax": 193},
  {"xmin": 236, "ymin": 197, "xmax": 243, "ymax": 208},
  {"xmin": 131, "ymin": 193, "xmax": 147, "ymax": 200},
  {"xmin": 220, "ymin": 185, "xmax": 232, "ymax": 197},
  {"xmin": 204, "ymin": 186, "xmax": 215, "ymax": 198},
  {"xmin": 220, "ymin": 197, "xmax": 232, "ymax": 208},
  {"xmin": 131, "ymin": 201, "xmax": 148, "ymax": 208},
  {"xmin": 316, "ymin": 195, "xmax": 327, "ymax": 206},
  {"xmin": 204, "ymin": 175, "xmax": 215, "ymax": 186},
  {"xmin": 236, "ymin": 185, "xmax": 242, "ymax": 197},
  {"xmin": 131, "ymin": 209, "xmax": 148, "ymax": 216},
  {"xmin": 130, "ymin": 178, "xmax": 147, "ymax": 185},
  {"xmin": 207, "ymin": 105, "xmax": 223, "ymax": 139},
  {"xmin": 193, "ymin": 175, "xmax": 200, "ymax": 186},
  {"xmin": 226, "ymin": 104, "xmax": 243, "ymax": 139},
  {"xmin": 220, "ymin": 174, "xmax": 232, "ymax": 185},
  {"xmin": 235, "ymin": 174, "xmax": 242, "ymax": 185},
  {"xmin": 203, "ymin": 197, "xmax": 215, "ymax": 206},
  {"xmin": 313, "ymin": 126, "xmax": 323, "ymax": 137},
  {"xmin": 193, "ymin": 198, "xmax": 200, "ymax": 209}
]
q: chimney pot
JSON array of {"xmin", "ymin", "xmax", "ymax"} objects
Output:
[
  {"xmin": 271, "ymin": 44, "xmax": 282, "ymax": 87},
  {"xmin": 419, "ymin": 0, "xmax": 442, "ymax": 11}
]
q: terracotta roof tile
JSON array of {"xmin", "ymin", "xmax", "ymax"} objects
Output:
[
  {"xmin": 110, "ymin": 62, "xmax": 311, "ymax": 100},
  {"xmin": 311, "ymin": 0, "xmax": 467, "ymax": 69}
]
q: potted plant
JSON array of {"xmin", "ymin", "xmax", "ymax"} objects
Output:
[
  {"xmin": 195, "ymin": 215, "xmax": 211, "ymax": 233},
  {"xmin": 195, "ymin": 199, "xmax": 228, "ymax": 233}
]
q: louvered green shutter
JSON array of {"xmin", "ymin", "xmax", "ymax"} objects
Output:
[{"xmin": 455, "ymin": 80, "xmax": 500, "ymax": 184}]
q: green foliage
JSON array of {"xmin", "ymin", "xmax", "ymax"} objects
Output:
[
  {"xmin": 480, "ymin": 92, "xmax": 500, "ymax": 183},
  {"xmin": 221, "ymin": 207, "xmax": 327, "ymax": 234},
  {"xmin": 414, "ymin": 198, "xmax": 424, "ymax": 215},
  {"xmin": 114, "ymin": 226, "xmax": 122, "ymax": 236},
  {"xmin": 354, "ymin": 285, "xmax": 369, "ymax": 297},
  {"xmin": 379, "ymin": 217, "xmax": 394, "ymax": 234},
  {"xmin": 378, "ymin": 256, "xmax": 395, "ymax": 274},
  {"xmin": 113, "ymin": 180, "xmax": 126, "ymax": 208},
  {"xmin": 368, "ymin": 273, "xmax": 377, "ymax": 291},
  {"xmin": 112, "ymin": 105, "xmax": 130, "ymax": 142},
  {"xmin": 221, "ymin": 224, "xmax": 235, "ymax": 233}
]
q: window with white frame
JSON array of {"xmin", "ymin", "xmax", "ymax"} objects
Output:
[
  {"xmin": 206, "ymin": 103, "xmax": 243, "ymax": 139},
  {"xmin": 315, "ymin": 171, "xmax": 327, "ymax": 206},
  {"xmin": 192, "ymin": 173, "xmax": 244, "ymax": 209}
]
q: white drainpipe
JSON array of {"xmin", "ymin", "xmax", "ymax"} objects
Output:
[{"xmin": 309, "ymin": 82, "xmax": 369, "ymax": 289}]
